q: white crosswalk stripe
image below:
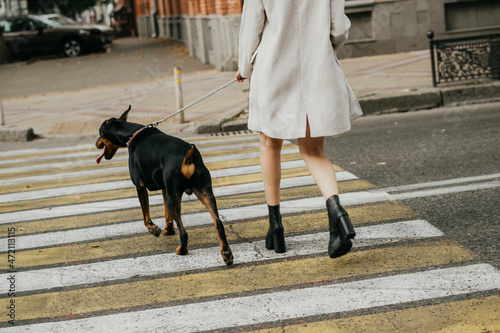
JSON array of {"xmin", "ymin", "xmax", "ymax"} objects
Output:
[
  {"xmin": 1, "ymin": 220, "xmax": 444, "ymax": 293},
  {"xmin": 5, "ymin": 265, "xmax": 499, "ymax": 333}
]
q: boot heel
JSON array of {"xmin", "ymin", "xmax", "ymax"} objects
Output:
[
  {"xmin": 339, "ymin": 215, "xmax": 356, "ymax": 239},
  {"xmin": 266, "ymin": 204, "xmax": 287, "ymax": 253},
  {"xmin": 265, "ymin": 233, "xmax": 274, "ymax": 250},
  {"xmin": 272, "ymin": 229, "xmax": 286, "ymax": 253}
]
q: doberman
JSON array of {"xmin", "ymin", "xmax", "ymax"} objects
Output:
[{"xmin": 95, "ymin": 106, "xmax": 233, "ymax": 266}]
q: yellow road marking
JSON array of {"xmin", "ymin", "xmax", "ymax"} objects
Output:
[
  {"xmin": 0, "ymin": 160, "xmax": 344, "ymax": 206},
  {"xmin": 0, "ymin": 134, "xmax": 260, "ymax": 162},
  {"xmin": 255, "ymin": 295, "xmax": 500, "ymax": 333},
  {"xmin": 0, "ymin": 201, "xmax": 415, "ymax": 269},
  {"xmin": 1, "ymin": 180, "xmax": 374, "ymax": 237},
  {"xmin": 0, "ymin": 144, "xmax": 296, "ymax": 172},
  {"xmin": 200, "ymin": 143, "xmax": 296, "ymax": 158},
  {"xmin": 205, "ymin": 153, "xmax": 304, "ymax": 170},
  {"xmin": 0, "ymin": 172, "xmax": 130, "ymax": 194},
  {"xmin": 2, "ymin": 240, "xmax": 475, "ymax": 322},
  {"xmin": 0, "ymin": 159, "xmax": 123, "ymax": 181},
  {"xmin": 0, "ymin": 154, "xmax": 317, "ymax": 194}
]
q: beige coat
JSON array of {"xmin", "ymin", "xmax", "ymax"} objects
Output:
[{"xmin": 238, "ymin": 0, "xmax": 363, "ymax": 139}]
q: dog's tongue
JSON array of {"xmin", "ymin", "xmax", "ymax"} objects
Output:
[{"xmin": 96, "ymin": 146, "xmax": 106, "ymax": 164}]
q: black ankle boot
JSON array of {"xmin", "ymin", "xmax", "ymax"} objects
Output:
[
  {"xmin": 265, "ymin": 204, "xmax": 286, "ymax": 253},
  {"xmin": 326, "ymin": 195, "xmax": 355, "ymax": 258}
]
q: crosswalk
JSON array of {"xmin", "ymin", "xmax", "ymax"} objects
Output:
[{"xmin": 1, "ymin": 132, "xmax": 499, "ymax": 332}]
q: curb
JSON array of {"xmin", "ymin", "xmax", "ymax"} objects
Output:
[
  {"xmin": 195, "ymin": 119, "xmax": 249, "ymax": 134},
  {"xmin": 0, "ymin": 126, "xmax": 35, "ymax": 142},
  {"xmin": 359, "ymin": 81, "xmax": 500, "ymax": 115},
  {"xmin": 441, "ymin": 82, "xmax": 500, "ymax": 107}
]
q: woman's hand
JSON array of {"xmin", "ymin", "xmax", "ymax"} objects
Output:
[{"xmin": 236, "ymin": 70, "xmax": 247, "ymax": 83}]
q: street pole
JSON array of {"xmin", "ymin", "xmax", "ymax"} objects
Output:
[
  {"xmin": 173, "ymin": 67, "xmax": 185, "ymax": 124},
  {"xmin": 0, "ymin": 90, "xmax": 5, "ymax": 125}
]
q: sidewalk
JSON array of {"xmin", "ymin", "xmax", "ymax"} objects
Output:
[{"xmin": 0, "ymin": 37, "xmax": 499, "ymax": 142}]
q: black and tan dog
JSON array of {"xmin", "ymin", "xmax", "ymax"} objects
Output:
[{"xmin": 95, "ymin": 106, "xmax": 233, "ymax": 266}]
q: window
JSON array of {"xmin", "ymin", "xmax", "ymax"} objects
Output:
[
  {"xmin": 0, "ymin": 20, "xmax": 12, "ymax": 33},
  {"xmin": 10, "ymin": 18, "xmax": 36, "ymax": 32},
  {"xmin": 445, "ymin": 0, "xmax": 500, "ymax": 32}
]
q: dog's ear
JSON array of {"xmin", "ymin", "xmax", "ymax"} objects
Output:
[{"xmin": 119, "ymin": 105, "xmax": 132, "ymax": 121}]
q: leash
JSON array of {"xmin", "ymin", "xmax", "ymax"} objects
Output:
[
  {"xmin": 152, "ymin": 78, "xmax": 237, "ymax": 127},
  {"xmin": 126, "ymin": 78, "xmax": 237, "ymax": 147}
]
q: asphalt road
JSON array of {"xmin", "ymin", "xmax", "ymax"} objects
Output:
[
  {"xmin": 0, "ymin": 103, "xmax": 499, "ymax": 331},
  {"xmin": 325, "ymin": 102, "xmax": 500, "ymax": 269}
]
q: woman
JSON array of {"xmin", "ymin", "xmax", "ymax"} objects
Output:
[{"xmin": 236, "ymin": 0, "xmax": 362, "ymax": 258}]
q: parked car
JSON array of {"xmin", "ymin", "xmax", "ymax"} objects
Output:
[
  {"xmin": 33, "ymin": 14, "xmax": 114, "ymax": 44},
  {"xmin": 0, "ymin": 15, "xmax": 113, "ymax": 59}
]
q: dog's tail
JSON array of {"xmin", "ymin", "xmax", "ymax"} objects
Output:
[{"xmin": 181, "ymin": 144, "xmax": 196, "ymax": 184}]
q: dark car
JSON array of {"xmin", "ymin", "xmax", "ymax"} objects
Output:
[
  {"xmin": 0, "ymin": 15, "xmax": 112, "ymax": 58},
  {"xmin": 34, "ymin": 14, "xmax": 114, "ymax": 44}
]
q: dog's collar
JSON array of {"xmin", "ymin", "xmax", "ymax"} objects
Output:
[{"xmin": 126, "ymin": 125, "xmax": 152, "ymax": 147}]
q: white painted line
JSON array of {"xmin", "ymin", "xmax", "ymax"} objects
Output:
[
  {"xmin": 185, "ymin": 133, "xmax": 260, "ymax": 146},
  {"xmin": 210, "ymin": 159, "xmax": 299, "ymax": 177},
  {"xmin": 0, "ymin": 134, "xmax": 261, "ymax": 161},
  {"xmin": 0, "ymin": 144, "xmax": 95, "ymax": 158},
  {"xmin": 0, "ymin": 179, "xmax": 133, "ymax": 204},
  {"xmin": 6, "ymin": 264, "xmax": 499, "ymax": 333},
  {"xmin": 389, "ymin": 181, "xmax": 500, "ymax": 200},
  {"xmin": 203, "ymin": 147, "xmax": 299, "ymax": 163},
  {"xmin": 195, "ymin": 141, "xmax": 261, "ymax": 152},
  {"xmin": 0, "ymin": 172, "xmax": 359, "ymax": 223},
  {"xmin": 2, "ymin": 191, "xmax": 390, "ymax": 249},
  {"xmin": 0, "ymin": 146, "xmax": 300, "ymax": 177},
  {"xmin": 0, "ymin": 166, "xmax": 129, "ymax": 187},
  {"xmin": 0, "ymin": 160, "xmax": 339, "ymax": 204},
  {"xmin": 0, "ymin": 150, "xmax": 125, "ymax": 166},
  {"xmin": 2, "ymin": 220, "xmax": 443, "ymax": 292},
  {"xmin": 378, "ymin": 173, "xmax": 500, "ymax": 193},
  {"xmin": 0, "ymin": 157, "xmax": 129, "ymax": 175}
]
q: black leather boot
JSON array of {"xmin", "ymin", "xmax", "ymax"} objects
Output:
[
  {"xmin": 326, "ymin": 195, "xmax": 355, "ymax": 258},
  {"xmin": 265, "ymin": 204, "xmax": 286, "ymax": 253}
]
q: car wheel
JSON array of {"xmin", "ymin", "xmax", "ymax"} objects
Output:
[{"xmin": 62, "ymin": 38, "xmax": 82, "ymax": 57}]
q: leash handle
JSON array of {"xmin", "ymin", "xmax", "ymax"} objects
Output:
[{"xmin": 152, "ymin": 78, "xmax": 237, "ymax": 127}]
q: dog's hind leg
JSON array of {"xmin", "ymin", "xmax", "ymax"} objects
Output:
[
  {"xmin": 165, "ymin": 189, "xmax": 189, "ymax": 255},
  {"xmin": 162, "ymin": 189, "xmax": 175, "ymax": 236},
  {"xmin": 194, "ymin": 187, "xmax": 233, "ymax": 266},
  {"xmin": 137, "ymin": 186, "xmax": 161, "ymax": 237}
]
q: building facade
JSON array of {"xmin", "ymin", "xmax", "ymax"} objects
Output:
[
  {"xmin": 126, "ymin": 0, "xmax": 500, "ymax": 70},
  {"xmin": 0, "ymin": 0, "xmax": 28, "ymax": 16}
]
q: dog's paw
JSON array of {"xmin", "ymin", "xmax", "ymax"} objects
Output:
[
  {"xmin": 222, "ymin": 249, "xmax": 234, "ymax": 266},
  {"xmin": 163, "ymin": 225, "xmax": 175, "ymax": 236},
  {"xmin": 175, "ymin": 246, "xmax": 188, "ymax": 255},
  {"xmin": 148, "ymin": 225, "xmax": 161, "ymax": 237}
]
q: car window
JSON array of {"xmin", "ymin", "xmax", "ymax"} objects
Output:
[
  {"xmin": 10, "ymin": 18, "xmax": 35, "ymax": 32},
  {"xmin": 0, "ymin": 20, "xmax": 12, "ymax": 33}
]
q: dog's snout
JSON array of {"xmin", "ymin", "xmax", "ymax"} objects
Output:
[{"xmin": 96, "ymin": 138, "xmax": 105, "ymax": 149}]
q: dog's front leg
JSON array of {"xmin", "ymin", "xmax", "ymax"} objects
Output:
[{"xmin": 137, "ymin": 186, "xmax": 161, "ymax": 237}]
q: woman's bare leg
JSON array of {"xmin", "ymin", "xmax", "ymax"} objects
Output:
[
  {"xmin": 297, "ymin": 123, "xmax": 339, "ymax": 200},
  {"xmin": 260, "ymin": 132, "xmax": 283, "ymax": 205}
]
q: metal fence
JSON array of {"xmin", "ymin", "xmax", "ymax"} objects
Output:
[{"xmin": 427, "ymin": 30, "xmax": 500, "ymax": 87}]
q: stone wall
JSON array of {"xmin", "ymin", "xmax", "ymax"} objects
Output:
[{"xmin": 135, "ymin": 0, "xmax": 500, "ymax": 70}]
